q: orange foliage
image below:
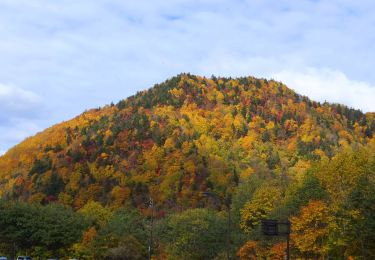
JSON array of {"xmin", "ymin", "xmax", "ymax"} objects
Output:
[
  {"xmin": 82, "ymin": 227, "xmax": 97, "ymax": 245},
  {"xmin": 237, "ymin": 240, "xmax": 267, "ymax": 260},
  {"xmin": 270, "ymin": 242, "xmax": 286, "ymax": 260}
]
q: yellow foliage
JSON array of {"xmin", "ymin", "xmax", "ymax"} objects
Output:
[
  {"xmin": 169, "ymin": 87, "xmax": 184, "ymax": 98},
  {"xmin": 313, "ymin": 149, "xmax": 328, "ymax": 160},
  {"xmin": 291, "ymin": 200, "xmax": 330, "ymax": 257},
  {"xmin": 215, "ymin": 90, "xmax": 225, "ymax": 103},
  {"xmin": 90, "ymin": 164, "xmax": 115, "ymax": 182},
  {"xmin": 286, "ymin": 138, "xmax": 297, "ymax": 152},
  {"xmin": 131, "ymin": 171, "xmax": 153, "ymax": 184},
  {"xmin": 284, "ymin": 119, "xmax": 298, "ymax": 132},
  {"xmin": 266, "ymin": 121, "xmax": 275, "ymax": 130},
  {"xmin": 111, "ymin": 186, "xmax": 131, "ymax": 208},
  {"xmin": 183, "ymin": 160, "xmax": 196, "ymax": 176},
  {"xmin": 288, "ymin": 160, "xmax": 311, "ymax": 182},
  {"xmin": 180, "ymin": 103, "xmax": 209, "ymax": 134},
  {"xmin": 239, "ymin": 167, "xmax": 254, "ymax": 181},
  {"xmin": 29, "ymin": 192, "xmax": 46, "ymax": 203},
  {"xmin": 233, "ymin": 114, "xmax": 246, "ymax": 131},
  {"xmin": 181, "ymin": 141, "xmax": 192, "ymax": 155},
  {"xmin": 194, "ymin": 134, "xmax": 220, "ymax": 156},
  {"xmin": 240, "ymin": 131, "xmax": 258, "ymax": 150},
  {"xmin": 78, "ymin": 201, "xmax": 113, "ymax": 227},
  {"xmin": 104, "ymin": 129, "xmax": 112, "ymax": 138},
  {"xmin": 338, "ymin": 130, "xmax": 353, "ymax": 143},
  {"xmin": 58, "ymin": 192, "xmax": 73, "ymax": 206},
  {"xmin": 248, "ymin": 116, "xmax": 264, "ymax": 131},
  {"xmin": 240, "ymin": 186, "xmax": 281, "ymax": 232},
  {"xmin": 164, "ymin": 137, "xmax": 175, "ymax": 150}
]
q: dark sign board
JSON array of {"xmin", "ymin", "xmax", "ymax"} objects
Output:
[{"xmin": 261, "ymin": 219, "xmax": 279, "ymax": 236}]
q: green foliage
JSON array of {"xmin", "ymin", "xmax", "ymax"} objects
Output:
[
  {"xmin": 162, "ymin": 208, "xmax": 226, "ymax": 259},
  {"xmin": 98, "ymin": 208, "xmax": 147, "ymax": 245},
  {"xmin": 281, "ymin": 172, "xmax": 328, "ymax": 216},
  {"xmin": 342, "ymin": 175, "xmax": 375, "ymax": 258},
  {"xmin": 76, "ymin": 208, "xmax": 148, "ymax": 259},
  {"xmin": 78, "ymin": 201, "xmax": 113, "ymax": 228},
  {"xmin": 29, "ymin": 156, "xmax": 52, "ymax": 175},
  {"xmin": 104, "ymin": 235, "xmax": 147, "ymax": 260},
  {"xmin": 231, "ymin": 174, "xmax": 263, "ymax": 227},
  {"xmin": 0, "ymin": 201, "xmax": 87, "ymax": 257}
]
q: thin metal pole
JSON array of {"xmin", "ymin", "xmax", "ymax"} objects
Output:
[
  {"xmin": 148, "ymin": 197, "xmax": 154, "ymax": 260},
  {"xmin": 286, "ymin": 233, "xmax": 290, "ymax": 260},
  {"xmin": 13, "ymin": 242, "xmax": 16, "ymax": 260},
  {"xmin": 226, "ymin": 207, "xmax": 231, "ymax": 260}
]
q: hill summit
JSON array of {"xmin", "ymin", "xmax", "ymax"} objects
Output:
[{"xmin": 0, "ymin": 73, "xmax": 374, "ymax": 209}]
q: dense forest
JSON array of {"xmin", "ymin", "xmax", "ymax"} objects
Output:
[{"xmin": 0, "ymin": 74, "xmax": 375, "ymax": 259}]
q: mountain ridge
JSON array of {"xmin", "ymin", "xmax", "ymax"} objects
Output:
[{"xmin": 0, "ymin": 73, "xmax": 374, "ymax": 208}]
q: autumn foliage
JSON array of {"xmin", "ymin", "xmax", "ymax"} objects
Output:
[{"xmin": 0, "ymin": 74, "xmax": 374, "ymax": 258}]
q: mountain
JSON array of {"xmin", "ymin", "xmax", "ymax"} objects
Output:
[{"xmin": 0, "ymin": 73, "xmax": 374, "ymax": 210}]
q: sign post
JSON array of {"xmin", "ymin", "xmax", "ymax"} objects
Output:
[{"xmin": 261, "ymin": 219, "xmax": 291, "ymax": 260}]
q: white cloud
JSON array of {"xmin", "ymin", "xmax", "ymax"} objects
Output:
[
  {"xmin": 271, "ymin": 68, "xmax": 375, "ymax": 112},
  {"xmin": 0, "ymin": 83, "xmax": 40, "ymax": 111},
  {"xmin": 0, "ymin": 84, "xmax": 44, "ymax": 155},
  {"xmin": 0, "ymin": 118, "xmax": 45, "ymax": 156},
  {"xmin": 0, "ymin": 83, "xmax": 42, "ymax": 127}
]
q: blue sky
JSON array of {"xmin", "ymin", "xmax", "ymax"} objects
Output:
[{"xmin": 1, "ymin": 0, "xmax": 375, "ymax": 154}]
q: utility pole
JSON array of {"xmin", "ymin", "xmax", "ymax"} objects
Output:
[
  {"xmin": 148, "ymin": 197, "xmax": 154, "ymax": 260},
  {"xmin": 286, "ymin": 230, "xmax": 290, "ymax": 260},
  {"xmin": 226, "ymin": 204, "xmax": 231, "ymax": 260},
  {"xmin": 225, "ymin": 195, "xmax": 231, "ymax": 260}
]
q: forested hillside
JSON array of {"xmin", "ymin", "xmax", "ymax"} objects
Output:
[{"xmin": 0, "ymin": 74, "xmax": 375, "ymax": 259}]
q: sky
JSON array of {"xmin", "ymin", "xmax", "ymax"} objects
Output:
[{"xmin": 1, "ymin": 0, "xmax": 375, "ymax": 154}]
